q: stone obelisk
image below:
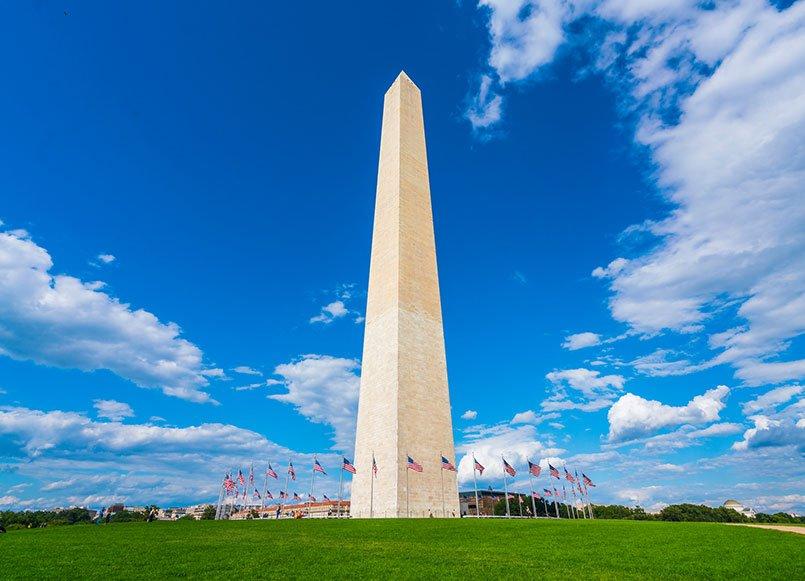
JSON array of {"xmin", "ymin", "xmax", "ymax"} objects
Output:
[{"xmin": 351, "ymin": 72, "xmax": 458, "ymax": 518}]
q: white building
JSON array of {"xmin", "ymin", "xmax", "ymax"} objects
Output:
[{"xmin": 723, "ymin": 499, "xmax": 755, "ymax": 518}]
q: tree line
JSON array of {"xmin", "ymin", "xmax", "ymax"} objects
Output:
[
  {"xmin": 1, "ymin": 505, "xmax": 217, "ymax": 530},
  {"xmin": 494, "ymin": 499, "xmax": 803, "ymax": 524}
]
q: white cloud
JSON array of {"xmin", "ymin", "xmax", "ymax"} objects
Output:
[
  {"xmin": 0, "ymin": 495, "xmax": 20, "ymax": 506},
  {"xmin": 630, "ymin": 349, "xmax": 713, "ymax": 377},
  {"xmin": 310, "ymin": 300, "xmax": 349, "ymax": 324},
  {"xmin": 511, "ymin": 410, "xmax": 559, "ymax": 425},
  {"xmin": 461, "ymin": 409, "xmax": 478, "ymax": 420},
  {"xmin": 466, "ymin": 74, "xmax": 504, "ymax": 129},
  {"xmin": 93, "ymin": 399, "xmax": 134, "ymax": 422},
  {"xmin": 96, "ymin": 254, "xmax": 115, "ymax": 264},
  {"xmin": 592, "ymin": 258, "xmax": 629, "ymax": 279},
  {"xmin": 542, "ymin": 368, "xmax": 625, "ymax": 413},
  {"xmin": 607, "ymin": 385, "xmax": 730, "ymax": 442},
  {"xmin": 0, "ymin": 404, "xmax": 347, "ymax": 509},
  {"xmin": 456, "ymin": 423, "xmax": 563, "ymax": 485},
  {"xmin": 470, "ymin": 1, "xmax": 805, "ymax": 387},
  {"xmin": 0, "ymin": 228, "xmax": 217, "ymax": 403},
  {"xmin": 742, "ymin": 385, "xmax": 803, "ymax": 415},
  {"xmin": 269, "ymin": 354, "xmax": 360, "ymax": 451},
  {"xmin": 232, "ymin": 366, "xmax": 262, "ymax": 376},
  {"xmin": 732, "ymin": 415, "xmax": 805, "ymax": 452},
  {"xmin": 562, "ymin": 332, "xmax": 601, "ymax": 350}
]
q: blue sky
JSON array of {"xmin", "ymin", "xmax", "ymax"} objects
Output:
[{"xmin": 1, "ymin": 1, "xmax": 803, "ymax": 514}]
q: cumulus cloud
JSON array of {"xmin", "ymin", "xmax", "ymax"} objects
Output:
[
  {"xmin": 456, "ymin": 423, "xmax": 564, "ymax": 485},
  {"xmin": 93, "ymin": 399, "xmax": 134, "ymax": 422},
  {"xmin": 0, "ymin": 228, "xmax": 218, "ymax": 403},
  {"xmin": 0, "ymin": 404, "xmax": 340, "ymax": 509},
  {"xmin": 269, "ymin": 354, "xmax": 360, "ymax": 451},
  {"xmin": 562, "ymin": 332, "xmax": 601, "ymax": 351},
  {"xmin": 542, "ymin": 368, "xmax": 625, "ymax": 412},
  {"xmin": 461, "ymin": 409, "xmax": 478, "ymax": 420},
  {"xmin": 732, "ymin": 415, "xmax": 805, "ymax": 452},
  {"xmin": 469, "ymin": 1, "xmax": 805, "ymax": 386},
  {"xmin": 97, "ymin": 254, "xmax": 115, "ymax": 264},
  {"xmin": 607, "ymin": 385, "xmax": 730, "ymax": 442}
]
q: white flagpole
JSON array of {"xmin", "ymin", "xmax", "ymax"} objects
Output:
[
  {"xmin": 502, "ymin": 457, "xmax": 510, "ymax": 518},
  {"xmin": 406, "ymin": 452, "xmax": 410, "ymax": 518},
  {"xmin": 215, "ymin": 477, "xmax": 225, "ymax": 520},
  {"xmin": 281, "ymin": 458, "xmax": 291, "ymax": 515},
  {"xmin": 552, "ymin": 482, "xmax": 560, "ymax": 518},
  {"xmin": 528, "ymin": 471, "xmax": 537, "ymax": 518},
  {"xmin": 307, "ymin": 456, "xmax": 317, "ymax": 516},
  {"xmin": 472, "ymin": 454, "xmax": 480, "ymax": 518},
  {"xmin": 370, "ymin": 451, "xmax": 375, "ymax": 518},
  {"xmin": 262, "ymin": 465, "xmax": 268, "ymax": 511},
  {"xmin": 337, "ymin": 460, "xmax": 344, "ymax": 518},
  {"xmin": 585, "ymin": 480, "xmax": 595, "ymax": 519},
  {"xmin": 563, "ymin": 484, "xmax": 571, "ymax": 518},
  {"xmin": 440, "ymin": 451, "xmax": 445, "ymax": 518}
]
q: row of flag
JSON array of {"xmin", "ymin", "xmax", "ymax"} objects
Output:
[{"xmin": 473, "ymin": 455, "xmax": 596, "ymax": 518}]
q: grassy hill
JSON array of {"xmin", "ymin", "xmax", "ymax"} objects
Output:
[{"xmin": 1, "ymin": 518, "xmax": 802, "ymax": 579}]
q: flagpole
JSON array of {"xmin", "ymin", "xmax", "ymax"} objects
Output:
[
  {"xmin": 584, "ymin": 482, "xmax": 595, "ymax": 520},
  {"xmin": 528, "ymin": 472, "xmax": 537, "ymax": 519},
  {"xmin": 440, "ymin": 451, "xmax": 445, "ymax": 518},
  {"xmin": 406, "ymin": 452, "xmax": 410, "ymax": 518},
  {"xmin": 502, "ymin": 457, "xmax": 510, "ymax": 518},
  {"xmin": 370, "ymin": 451, "xmax": 375, "ymax": 518},
  {"xmin": 563, "ymin": 484, "xmax": 571, "ymax": 518},
  {"xmin": 518, "ymin": 494, "xmax": 523, "ymax": 517},
  {"xmin": 282, "ymin": 458, "xmax": 291, "ymax": 516},
  {"xmin": 307, "ymin": 456, "xmax": 317, "ymax": 517},
  {"xmin": 262, "ymin": 464, "xmax": 268, "ymax": 511},
  {"xmin": 337, "ymin": 460, "xmax": 344, "ymax": 518},
  {"xmin": 553, "ymin": 483, "xmax": 560, "ymax": 518},
  {"xmin": 472, "ymin": 454, "xmax": 480, "ymax": 518}
]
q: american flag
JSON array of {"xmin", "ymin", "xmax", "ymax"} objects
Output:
[
  {"xmin": 309, "ymin": 494, "xmax": 316, "ymax": 502},
  {"xmin": 582, "ymin": 473, "xmax": 595, "ymax": 487},
  {"xmin": 253, "ymin": 489, "xmax": 261, "ymax": 499},
  {"xmin": 249, "ymin": 466, "xmax": 255, "ymax": 485},
  {"xmin": 266, "ymin": 464, "xmax": 278, "ymax": 479},
  {"xmin": 372, "ymin": 456, "xmax": 378, "ymax": 476},
  {"xmin": 407, "ymin": 455, "xmax": 423, "ymax": 472},
  {"xmin": 502, "ymin": 457, "xmax": 517, "ymax": 477},
  {"xmin": 564, "ymin": 467, "xmax": 576, "ymax": 483},
  {"xmin": 549, "ymin": 463, "xmax": 560, "ymax": 479},
  {"xmin": 288, "ymin": 462, "xmax": 296, "ymax": 481},
  {"xmin": 543, "ymin": 488, "xmax": 552, "ymax": 496},
  {"xmin": 293, "ymin": 492, "xmax": 301, "ymax": 501},
  {"xmin": 441, "ymin": 456, "xmax": 456, "ymax": 471},
  {"xmin": 528, "ymin": 460, "xmax": 541, "ymax": 477},
  {"xmin": 323, "ymin": 494, "xmax": 330, "ymax": 501},
  {"xmin": 265, "ymin": 490, "xmax": 273, "ymax": 499},
  {"xmin": 473, "ymin": 457, "xmax": 485, "ymax": 475},
  {"xmin": 237, "ymin": 469, "xmax": 246, "ymax": 485},
  {"xmin": 224, "ymin": 474, "xmax": 236, "ymax": 493},
  {"xmin": 342, "ymin": 457, "xmax": 357, "ymax": 474},
  {"xmin": 532, "ymin": 491, "xmax": 541, "ymax": 499},
  {"xmin": 279, "ymin": 491, "xmax": 287, "ymax": 499},
  {"xmin": 314, "ymin": 459, "xmax": 327, "ymax": 475}
]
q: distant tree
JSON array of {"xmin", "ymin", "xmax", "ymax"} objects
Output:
[
  {"xmin": 200, "ymin": 505, "xmax": 217, "ymax": 520},
  {"xmin": 109, "ymin": 510, "xmax": 147, "ymax": 524}
]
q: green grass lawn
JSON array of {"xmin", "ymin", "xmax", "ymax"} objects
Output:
[{"xmin": 1, "ymin": 519, "xmax": 802, "ymax": 579}]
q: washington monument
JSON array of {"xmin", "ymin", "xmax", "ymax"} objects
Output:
[{"xmin": 351, "ymin": 72, "xmax": 459, "ymax": 518}]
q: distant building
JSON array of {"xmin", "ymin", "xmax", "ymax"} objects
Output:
[
  {"xmin": 459, "ymin": 490, "xmax": 507, "ymax": 516},
  {"xmin": 723, "ymin": 499, "xmax": 755, "ymax": 518},
  {"xmin": 229, "ymin": 500, "xmax": 350, "ymax": 520}
]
